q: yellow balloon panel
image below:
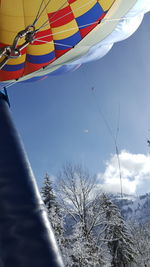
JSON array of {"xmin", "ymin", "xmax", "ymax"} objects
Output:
[{"xmin": 98, "ymin": 0, "xmax": 115, "ymax": 11}]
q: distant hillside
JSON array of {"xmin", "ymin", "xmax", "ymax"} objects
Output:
[{"xmin": 110, "ymin": 193, "xmax": 150, "ymax": 223}]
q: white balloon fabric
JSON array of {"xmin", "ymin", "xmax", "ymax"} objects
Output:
[
  {"xmin": 130, "ymin": 0, "xmax": 150, "ymax": 15},
  {"xmin": 69, "ymin": 0, "xmax": 150, "ymax": 66}
]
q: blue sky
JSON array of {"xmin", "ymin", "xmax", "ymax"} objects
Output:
[{"xmin": 8, "ymin": 12, "xmax": 150, "ymax": 194}]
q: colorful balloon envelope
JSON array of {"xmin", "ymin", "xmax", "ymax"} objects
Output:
[{"xmin": 0, "ymin": 0, "xmax": 149, "ymax": 83}]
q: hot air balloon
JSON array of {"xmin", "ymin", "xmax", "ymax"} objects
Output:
[
  {"xmin": 0, "ymin": 0, "xmax": 149, "ymax": 84},
  {"xmin": 0, "ymin": 1, "xmax": 149, "ymax": 267}
]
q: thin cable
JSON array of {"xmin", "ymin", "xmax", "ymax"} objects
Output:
[
  {"xmin": 33, "ymin": 0, "xmax": 45, "ymax": 25},
  {"xmin": 33, "ymin": 0, "xmax": 96, "ymax": 30},
  {"xmin": 35, "ymin": 0, "xmax": 128, "ymax": 32},
  {"xmin": 91, "ymin": 88, "xmax": 123, "ymax": 197},
  {"xmin": 115, "ymin": 101, "xmax": 120, "ymax": 143},
  {"xmin": 35, "ymin": 38, "xmax": 73, "ymax": 48},
  {"xmin": 115, "ymin": 92, "xmax": 123, "ymax": 198},
  {"xmin": 115, "ymin": 145, "xmax": 123, "ymax": 197},
  {"xmin": 33, "ymin": 16, "xmax": 130, "ymax": 45},
  {"xmin": 37, "ymin": 0, "xmax": 69, "ymax": 31},
  {"xmin": 92, "ymin": 90, "xmax": 115, "ymax": 143},
  {"xmin": 36, "ymin": 2, "xmax": 130, "ymax": 33},
  {"xmin": 50, "ymin": 0, "xmax": 96, "ymax": 25},
  {"xmin": 30, "ymin": 0, "xmax": 130, "ymax": 40},
  {"xmin": 34, "ymin": 21, "xmax": 99, "ymax": 42},
  {"xmin": 33, "ymin": 0, "xmax": 52, "ymax": 26},
  {"xmin": 39, "ymin": 0, "xmax": 96, "ymax": 30}
]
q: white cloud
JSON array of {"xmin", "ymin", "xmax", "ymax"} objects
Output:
[{"xmin": 97, "ymin": 150, "xmax": 150, "ymax": 195}]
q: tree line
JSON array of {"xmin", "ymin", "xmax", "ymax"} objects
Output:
[{"xmin": 41, "ymin": 164, "xmax": 150, "ymax": 267}]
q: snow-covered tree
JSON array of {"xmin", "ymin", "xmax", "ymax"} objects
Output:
[
  {"xmin": 131, "ymin": 223, "xmax": 150, "ymax": 267},
  {"xmin": 101, "ymin": 194, "xmax": 136, "ymax": 267},
  {"xmin": 69, "ymin": 221, "xmax": 106, "ymax": 267},
  {"xmin": 41, "ymin": 173, "xmax": 55, "ymax": 208},
  {"xmin": 56, "ymin": 164, "xmax": 108, "ymax": 266},
  {"xmin": 41, "ymin": 168, "xmax": 141, "ymax": 267},
  {"xmin": 41, "ymin": 173, "xmax": 64, "ymax": 247}
]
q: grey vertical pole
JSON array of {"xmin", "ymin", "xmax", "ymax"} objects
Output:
[{"xmin": 0, "ymin": 92, "xmax": 64, "ymax": 267}]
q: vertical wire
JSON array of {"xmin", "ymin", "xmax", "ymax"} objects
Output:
[
  {"xmin": 32, "ymin": 0, "xmax": 46, "ymax": 25},
  {"xmin": 91, "ymin": 88, "xmax": 123, "ymax": 197},
  {"xmin": 33, "ymin": 0, "xmax": 52, "ymax": 26}
]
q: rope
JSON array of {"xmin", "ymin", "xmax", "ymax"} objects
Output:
[
  {"xmin": 33, "ymin": 0, "xmax": 52, "ymax": 26},
  {"xmin": 33, "ymin": 15, "xmax": 129, "ymax": 48},
  {"xmin": 34, "ymin": 21, "xmax": 98, "ymax": 41},
  {"xmin": 35, "ymin": 39, "xmax": 73, "ymax": 48},
  {"xmin": 114, "ymin": 91, "xmax": 123, "ymax": 197},
  {"xmin": 115, "ymin": 101, "xmax": 120, "ymax": 143},
  {"xmin": 33, "ymin": 0, "xmax": 45, "ymax": 26},
  {"xmin": 33, "ymin": 0, "xmax": 129, "ymax": 33},
  {"xmin": 37, "ymin": 0, "xmax": 69, "ymax": 31},
  {"xmin": 37, "ymin": 0, "xmax": 97, "ymax": 31},
  {"xmin": 115, "ymin": 145, "xmax": 123, "ymax": 197},
  {"xmin": 39, "ymin": 16, "xmax": 129, "ymax": 33},
  {"xmin": 91, "ymin": 88, "xmax": 123, "ymax": 197}
]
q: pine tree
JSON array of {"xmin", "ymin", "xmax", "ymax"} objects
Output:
[
  {"xmin": 41, "ymin": 173, "xmax": 64, "ymax": 247},
  {"xmin": 101, "ymin": 194, "xmax": 136, "ymax": 267},
  {"xmin": 41, "ymin": 173, "xmax": 55, "ymax": 209}
]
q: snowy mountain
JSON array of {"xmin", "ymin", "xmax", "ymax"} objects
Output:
[
  {"xmin": 110, "ymin": 193, "xmax": 150, "ymax": 223},
  {"xmin": 64, "ymin": 193, "xmax": 150, "ymax": 232}
]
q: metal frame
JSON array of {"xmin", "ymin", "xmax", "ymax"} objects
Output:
[{"xmin": 0, "ymin": 25, "xmax": 36, "ymax": 70}]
